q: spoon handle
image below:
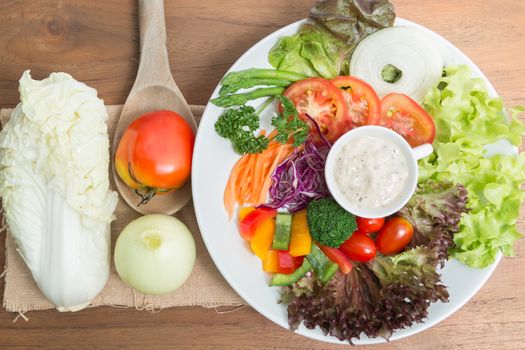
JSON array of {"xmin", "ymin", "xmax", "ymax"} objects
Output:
[{"xmin": 136, "ymin": 0, "xmax": 173, "ymax": 89}]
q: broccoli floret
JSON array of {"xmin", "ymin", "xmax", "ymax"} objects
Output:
[{"xmin": 306, "ymin": 198, "xmax": 357, "ymax": 248}]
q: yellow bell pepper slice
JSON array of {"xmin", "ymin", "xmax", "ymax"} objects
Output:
[
  {"xmin": 262, "ymin": 249, "xmax": 279, "ymax": 273},
  {"xmin": 250, "ymin": 218, "xmax": 275, "ymax": 259},
  {"xmin": 289, "ymin": 210, "xmax": 311, "ymax": 257}
]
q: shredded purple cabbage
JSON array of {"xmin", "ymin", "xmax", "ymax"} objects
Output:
[
  {"xmin": 267, "ymin": 139, "xmax": 330, "ymax": 212},
  {"xmin": 304, "ymin": 113, "xmax": 331, "ymax": 148}
]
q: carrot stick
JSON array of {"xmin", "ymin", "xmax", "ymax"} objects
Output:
[
  {"xmin": 258, "ymin": 145, "xmax": 293, "ymax": 204},
  {"xmin": 224, "ymin": 163, "xmax": 240, "ymax": 219},
  {"xmin": 223, "ymin": 137, "xmax": 296, "ymax": 220},
  {"xmin": 224, "ymin": 152, "xmax": 250, "ymax": 218},
  {"xmin": 252, "ymin": 153, "xmax": 263, "ymax": 203}
]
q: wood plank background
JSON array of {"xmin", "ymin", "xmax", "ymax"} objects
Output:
[{"xmin": 0, "ymin": 0, "xmax": 524, "ymax": 349}]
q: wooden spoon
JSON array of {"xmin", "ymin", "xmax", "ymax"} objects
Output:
[{"xmin": 112, "ymin": 0, "xmax": 197, "ymax": 215}]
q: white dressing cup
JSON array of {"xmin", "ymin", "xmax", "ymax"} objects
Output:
[{"xmin": 325, "ymin": 126, "xmax": 433, "ymax": 218}]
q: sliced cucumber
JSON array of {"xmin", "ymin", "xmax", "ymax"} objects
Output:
[
  {"xmin": 306, "ymin": 244, "xmax": 339, "ymax": 284},
  {"xmin": 272, "ymin": 213, "xmax": 292, "ymax": 250}
]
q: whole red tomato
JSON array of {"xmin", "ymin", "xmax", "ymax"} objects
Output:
[
  {"xmin": 375, "ymin": 217, "xmax": 414, "ymax": 255},
  {"xmin": 115, "ymin": 110, "xmax": 194, "ymax": 204},
  {"xmin": 339, "ymin": 232, "xmax": 377, "ymax": 262}
]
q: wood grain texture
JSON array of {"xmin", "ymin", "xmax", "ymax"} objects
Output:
[{"xmin": 0, "ymin": 0, "xmax": 524, "ymax": 349}]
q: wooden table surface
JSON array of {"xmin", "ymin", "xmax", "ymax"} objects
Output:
[{"xmin": 1, "ymin": 1, "xmax": 524, "ymax": 349}]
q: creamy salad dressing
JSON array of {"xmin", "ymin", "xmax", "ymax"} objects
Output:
[{"xmin": 333, "ymin": 136, "xmax": 409, "ymax": 209}]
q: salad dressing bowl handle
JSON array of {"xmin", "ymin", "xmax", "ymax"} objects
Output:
[{"xmin": 413, "ymin": 143, "xmax": 433, "ymax": 160}]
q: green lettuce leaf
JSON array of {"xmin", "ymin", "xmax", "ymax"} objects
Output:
[
  {"xmin": 268, "ymin": 35, "xmax": 319, "ymax": 77},
  {"xmin": 268, "ymin": 0, "xmax": 395, "ymax": 78},
  {"xmin": 421, "ymin": 65, "xmax": 525, "ymax": 268}
]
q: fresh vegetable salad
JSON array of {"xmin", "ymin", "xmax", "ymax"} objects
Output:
[{"xmin": 211, "ymin": 0, "xmax": 525, "ymax": 344}]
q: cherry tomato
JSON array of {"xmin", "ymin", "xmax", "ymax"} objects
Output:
[
  {"xmin": 283, "ymin": 78, "xmax": 348, "ymax": 144},
  {"xmin": 331, "ymin": 76, "xmax": 381, "ymax": 127},
  {"xmin": 115, "ymin": 110, "xmax": 194, "ymax": 204},
  {"xmin": 380, "ymin": 93, "xmax": 436, "ymax": 147},
  {"xmin": 356, "ymin": 217, "xmax": 385, "ymax": 235},
  {"xmin": 376, "ymin": 217, "xmax": 414, "ymax": 255},
  {"xmin": 339, "ymin": 232, "xmax": 377, "ymax": 262}
]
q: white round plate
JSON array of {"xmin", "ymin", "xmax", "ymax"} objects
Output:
[{"xmin": 192, "ymin": 18, "xmax": 503, "ymax": 345}]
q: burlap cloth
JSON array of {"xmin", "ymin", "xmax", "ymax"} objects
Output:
[{"xmin": 0, "ymin": 105, "xmax": 245, "ymax": 314}]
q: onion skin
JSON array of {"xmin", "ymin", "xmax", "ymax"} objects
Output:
[{"xmin": 114, "ymin": 214, "xmax": 196, "ymax": 295}]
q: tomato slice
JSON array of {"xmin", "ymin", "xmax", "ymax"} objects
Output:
[
  {"xmin": 283, "ymin": 78, "xmax": 348, "ymax": 144},
  {"xmin": 331, "ymin": 76, "xmax": 381, "ymax": 127},
  {"xmin": 380, "ymin": 93, "xmax": 436, "ymax": 147}
]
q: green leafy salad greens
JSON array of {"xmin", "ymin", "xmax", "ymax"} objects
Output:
[
  {"xmin": 211, "ymin": 0, "xmax": 525, "ymax": 341},
  {"xmin": 399, "ymin": 181, "xmax": 469, "ymax": 267},
  {"xmin": 279, "ymin": 64, "xmax": 525, "ymax": 345},
  {"xmin": 269, "ymin": 0, "xmax": 395, "ymax": 78},
  {"xmin": 421, "ymin": 65, "xmax": 525, "ymax": 268},
  {"xmin": 284, "ymin": 247, "xmax": 448, "ymax": 343}
]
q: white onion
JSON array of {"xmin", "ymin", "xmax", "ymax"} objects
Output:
[
  {"xmin": 350, "ymin": 26, "xmax": 443, "ymax": 102},
  {"xmin": 114, "ymin": 214, "xmax": 196, "ymax": 295}
]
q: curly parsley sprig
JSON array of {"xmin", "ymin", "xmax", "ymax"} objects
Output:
[{"xmin": 214, "ymin": 95, "xmax": 309, "ymax": 154}]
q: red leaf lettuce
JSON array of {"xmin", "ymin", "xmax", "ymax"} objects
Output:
[{"xmin": 282, "ymin": 247, "xmax": 448, "ymax": 343}]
